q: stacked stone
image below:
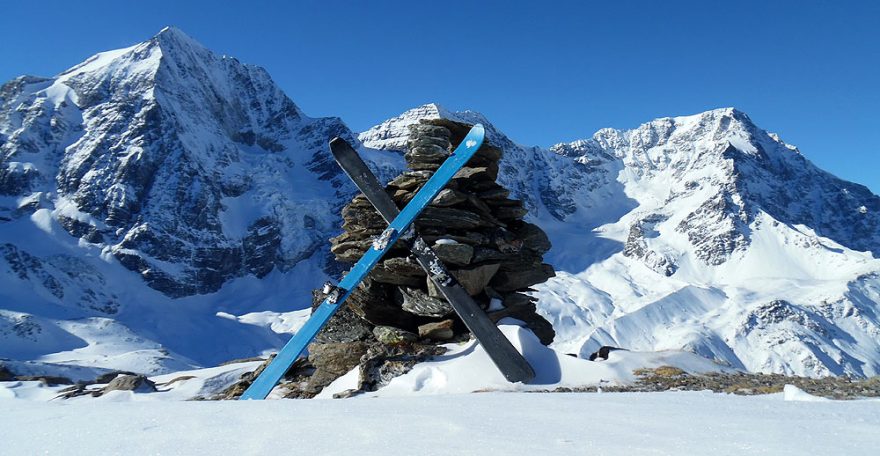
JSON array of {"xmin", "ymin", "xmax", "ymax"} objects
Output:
[{"xmin": 282, "ymin": 119, "xmax": 556, "ymax": 398}]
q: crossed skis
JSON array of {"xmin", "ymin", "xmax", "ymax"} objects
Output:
[{"xmin": 241, "ymin": 125, "xmax": 534, "ymax": 400}]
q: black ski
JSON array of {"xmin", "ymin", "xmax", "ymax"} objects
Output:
[{"xmin": 329, "ymin": 137, "xmax": 535, "ymax": 384}]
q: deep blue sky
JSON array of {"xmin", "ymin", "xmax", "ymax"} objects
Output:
[{"xmin": 2, "ymin": 1, "xmax": 878, "ymax": 192}]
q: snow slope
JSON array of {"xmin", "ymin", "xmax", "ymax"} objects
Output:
[
  {"xmin": 2, "ymin": 391, "xmax": 878, "ymax": 455},
  {"xmin": 2, "ymin": 331, "xmax": 874, "ymax": 454}
]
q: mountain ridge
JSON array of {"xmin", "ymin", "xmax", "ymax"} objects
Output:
[{"xmin": 2, "ymin": 28, "xmax": 879, "ymax": 379}]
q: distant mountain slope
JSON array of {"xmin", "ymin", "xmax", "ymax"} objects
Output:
[{"xmin": 361, "ymin": 104, "xmax": 880, "ymax": 378}]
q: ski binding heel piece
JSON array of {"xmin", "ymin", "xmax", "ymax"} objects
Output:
[
  {"xmin": 322, "ymin": 281, "xmax": 344, "ymax": 304},
  {"xmin": 372, "ymin": 227, "xmax": 397, "ymax": 250}
]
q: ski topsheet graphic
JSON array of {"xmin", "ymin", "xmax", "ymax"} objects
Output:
[
  {"xmin": 329, "ymin": 137, "xmax": 535, "ymax": 383},
  {"xmin": 240, "ymin": 124, "xmax": 486, "ymax": 400}
]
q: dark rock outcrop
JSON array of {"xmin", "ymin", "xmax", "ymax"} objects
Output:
[{"xmin": 103, "ymin": 374, "xmax": 157, "ymax": 393}]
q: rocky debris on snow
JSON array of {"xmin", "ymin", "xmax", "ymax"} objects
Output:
[
  {"xmin": 332, "ymin": 344, "xmax": 448, "ymax": 398},
  {"xmin": 588, "ymin": 346, "xmax": 624, "ymax": 361},
  {"xmin": 623, "ymin": 216, "xmax": 678, "ymax": 276},
  {"xmin": 56, "ymin": 374, "xmax": 157, "ymax": 399},
  {"xmin": 0, "ymin": 364, "xmax": 14, "ymax": 381},
  {"xmin": 155, "ymin": 375, "xmax": 197, "ymax": 387},
  {"xmin": 13, "ymin": 375, "xmax": 74, "ymax": 386},
  {"xmin": 267, "ymin": 120, "xmax": 556, "ymax": 398},
  {"xmin": 103, "ymin": 374, "xmax": 157, "ymax": 393},
  {"xmin": 0, "ymin": 364, "xmax": 75, "ymax": 385},
  {"xmin": 93, "ymin": 371, "xmax": 138, "ymax": 384},
  {"xmin": 548, "ymin": 367, "xmax": 880, "ymax": 399},
  {"xmin": 210, "ymin": 354, "xmax": 278, "ymax": 400}
]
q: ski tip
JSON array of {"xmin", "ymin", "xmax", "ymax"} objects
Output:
[
  {"xmin": 329, "ymin": 136, "xmax": 356, "ymax": 157},
  {"xmin": 462, "ymin": 124, "xmax": 485, "ymax": 151},
  {"xmin": 329, "ymin": 136, "xmax": 348, "ymax": 149}
]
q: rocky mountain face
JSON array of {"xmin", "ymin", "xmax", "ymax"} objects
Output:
[
  {"xmin": 0, "ymin": 28, "xmax": 379, "ymax": 371},
  {"xmin": 0, "ymin": 27, "xmax": 357, "ymax": 299},
  {"xmin": 2, "ymin": 28, "xmax": 880, "ymax": 380}
]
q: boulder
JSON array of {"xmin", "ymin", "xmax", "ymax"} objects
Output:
[
  {"xmin": 406, "ymin": 144, "xmax": 450, "ymax": 163},
  {"xmin": 431, "ymin": 242, "xmax": 473, "ymax": 266},
  {"xmin": 388, "ymin": 171, "xmax": 432, "ymax": 190},
  {"xmin": 0, "ymin": 364, "xmax": 14, "ymax": 381},
  {"xmin": 94, "ymin": 371, "xmax": 138, "ymax": 384},
  {"xmin": 399, "ymin": 287, "xmax": 454, "ymax": 317},
  {"xmin": 344, "ymin": 278, "xmax": 419, "ymax": 330},
  {"xmin": 431, "ymin": 188, "xmax": 469, "ymax": 207},
  {"xmin": 512, "ymin": 222, "xmax": 552, "ymax": 254},
  {"xmin": 589, "ymin": 346, "xmax": 624, "ymax": 361},
  {"xmin": 427, "ymin": 262, "xmax": 501, "ymax": 298},
  {"xmin": 304, "ymin": 341, "xmax": 369, "ymax": 395},
  {"xmin": 103, "ymin": 375, "xmax": 156, "ymax": 393},
  {"xmin": 451, "ymin": 263, "xmax": 501, "ymax": 296},
  {"xmin": 418, "ymin": 320, "xmax": 455, "ymax": 341},
  {"xmin": 452, "ymin": 166, "xmax": 493, "ymax": 182},
  {"xmin": 370, "ymin": 257, "xmax": 426, "ymax": 287},
  {"xmin": 408, "ymin": 123, "xmax": 451, "ymax": 139},
  {"xmin": 373, "ymin": 326, "xmax": 418, "ymax": 345},
  {"xmin": 308, "ymin": 342, "xmax": 369, "ymax": 377}
]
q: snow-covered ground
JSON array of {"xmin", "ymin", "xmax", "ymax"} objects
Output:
[
  {"xmin": 0, "ymin": 324, "xmax": 734, "ymax": 401},
  {"xmin": 316, "ymin": 325, "xmax": 735, "ymax": 398},
  {"xmin": 2, "ymin": 391, "xmax": 878, "ymax": 455},
  {"xmin": 3, "ymin": 332, "xmax": 876, "ymax": 455}
]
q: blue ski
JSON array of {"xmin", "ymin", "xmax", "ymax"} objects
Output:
[{"xmin": 240, "ymin": 124, "xmax": 485, "ymax": 400}]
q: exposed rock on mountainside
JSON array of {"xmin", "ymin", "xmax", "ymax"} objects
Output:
[{"xmin": 0, "ymin": 26, "xmax": 358, "ymax": 298}]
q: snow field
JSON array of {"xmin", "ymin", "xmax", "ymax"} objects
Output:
[{"xmin": 2, "ymin": 391, "xmax": 878, "ymax": 455}]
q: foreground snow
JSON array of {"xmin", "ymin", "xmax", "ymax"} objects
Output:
[
  {"xmin": 2, "ymin": 391, "xmax": 878, "ymax": 455},
  {"xmin": 3, "ymin": 325, "xmax": 876, "ymax": 455},
  {"xmin": 2, "ymin": 325, "xmax": 733, "ymax": 401}
]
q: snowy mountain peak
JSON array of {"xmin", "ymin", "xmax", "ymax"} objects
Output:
[
  {"xmin": 54, "ymin": 26, "xmax": 212, "ymax": 88},
  {"xmin": 154, "ymin": 25, "xmax": 203, "ymax": 49},
  {"xmin": 0, "ymin": 27, "xmax": 354, "ymax": 301}
]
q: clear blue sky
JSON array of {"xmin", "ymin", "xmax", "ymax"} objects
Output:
[{"xmin": 2, "ymin": 1, "xmax": 878, "ymax": 192}]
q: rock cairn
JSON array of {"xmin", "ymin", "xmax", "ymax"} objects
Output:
[{"xmin": 260, "ymin": 119, "xmax": 556, "ymax": 398}]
